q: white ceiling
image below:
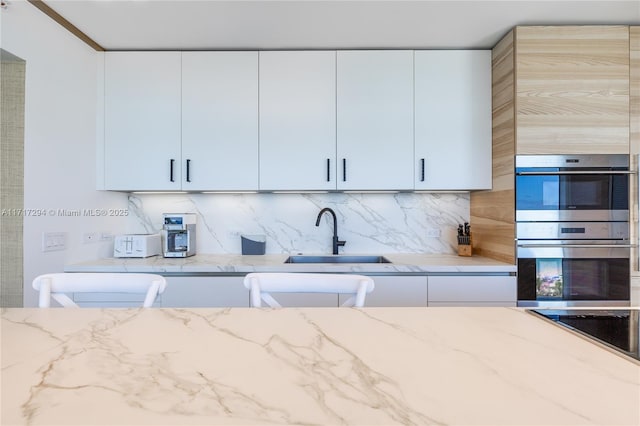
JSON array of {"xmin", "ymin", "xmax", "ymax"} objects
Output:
[{"xmin": 45, "ymin": 0, "xmax": 640, "ymax": 51}]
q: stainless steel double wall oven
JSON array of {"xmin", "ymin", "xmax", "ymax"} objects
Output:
[{"xmin": 516, "ymin": 154, "xmax": 632, "ymax": 307}]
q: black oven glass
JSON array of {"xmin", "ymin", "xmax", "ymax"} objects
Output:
[
  {"xmin": 518, "ymin": 258, "xmax": 630, "ymax": 301},
  {"xmin": 516, "ymin": 168, "xmax": 628, "ymax": 211}
]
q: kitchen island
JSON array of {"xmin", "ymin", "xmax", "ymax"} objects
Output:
[{"xmin": 2, "ymin": 307, "xmax": 638, "ymax": 425}]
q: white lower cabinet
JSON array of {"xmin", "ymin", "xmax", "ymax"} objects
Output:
[
  {"xmin": 428, "ymin": 302, "xmax": 515, "ymax": 307},
  {"xmin": 72, "ymin": 274, "xmax": 515, "ymax": 308},
  {"xmin": 339, "ymin": 276, "xmax": 428, "ymax": 307},
  {"xmin": 162, "ymin": 277, "xmax": 249, "ymax": 308},
  {"xmin": 254, "ymin": 275, "xmax": 428, "ymax": 307},
  {"xmin": 427, "ymin": 276, "xmax": 517, "ymax": 307},
  {"xmin": 73, "ymin": 292, "xmax": 162, "ymax": 308},
  {"xmin": 266, "ymin": 293, "xmax": 339, "ymax": 307}
]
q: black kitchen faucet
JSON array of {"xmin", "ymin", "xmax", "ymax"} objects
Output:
[{"xmin": 315, "ymin": 207, "xmax": 346, "ymax": 255}]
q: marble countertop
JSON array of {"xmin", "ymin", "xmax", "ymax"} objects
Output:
[
  {"xmin": 64, "ymin": 253, "xmax": 516, "ymax": 275},
  {"xmin": 1, "ymin": 307, "xmax": 638, "ymax": 425}
]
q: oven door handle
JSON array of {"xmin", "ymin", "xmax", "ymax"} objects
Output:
[
  {"xmin": 517, "ymin": 244, "xmax": 635, "ymax": 248},
  {"xmin": 516, "ymin": 171, "xmax": 635, "ymax": 175}
]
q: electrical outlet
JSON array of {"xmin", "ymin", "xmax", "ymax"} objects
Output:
[
  {"xmin": 426, "ymin": 228, "xmax": 441, "ymax": 238},
  {"xmin": 42, "ymin": 232, "xmax": 67, "ymax": 252},
  {"xmin": 83, "ymin": 232, "xmax": 98, "ymax": 244},
  {"xmin": 100, "ymin": 232, "xmax": 113, "ymax": 241}
]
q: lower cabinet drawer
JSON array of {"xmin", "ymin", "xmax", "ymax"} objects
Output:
[
  {"xmin": 162, "ymin": 277, "xmax": 249, "ymax": 307},
  {"xmin": 427, "ymin": 276, "xmax": 516, "ymax": 305},
  {"xmin": 428, "ymin": 301, "xmax": 516, "ymax": 307},
  {"xmin": 266, "ymin": 293, "xmax": 339, "ymax": 307},
  {"xmin": 70, "ymin": 274, "xmax": 516, "ymax": 308},
  {"xmin": 339, "ymin": 276, "xmax": 428, "ymax": 307},
  {"xmin": 73, "ymin": 292, "xmax": 162, "ymax": 307}
]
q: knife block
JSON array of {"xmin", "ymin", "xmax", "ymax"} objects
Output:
[{"xmin": 457, "ymin": 233, "xmax": 472, "ymax": 257}]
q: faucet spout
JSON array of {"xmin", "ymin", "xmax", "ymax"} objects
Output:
[{"xmin": 315, "ymin": 207, "xmax": 346, "ymax": 255}]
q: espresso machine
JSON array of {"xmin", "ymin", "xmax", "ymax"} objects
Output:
[{"xmin": 162, "ymin": 213, "xmax": 196, "ymax": 257}]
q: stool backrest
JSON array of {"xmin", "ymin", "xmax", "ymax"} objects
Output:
[
  {"xmin": 243, "ymin": 272, "xmax": 374, "ymax": 307},
  {"xmin": 32, "ymin": 273, "xmax": 167, "ymax": 308}
]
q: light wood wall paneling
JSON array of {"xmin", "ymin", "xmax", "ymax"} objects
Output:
[
  {"xmin": 515, "ymin": 26, "xmax": 630, "ymax": 154},
  {"xmin": 471, "ymin": 30, "xmax": 516, "ymax": 264},
  {"xmin": 630, "ymin": 27, "xmax": 639, "ymax": 274},
  {"xmin": 631, "ymin": 27, "xmax": 640, "ymax": 155},
  {"xmin": 492, "ymin": 31, "xmax": 517, "ymax": 188},
  {"xmin": 468, "ymin": 215, "xmax": 516, "ymax": 264}
]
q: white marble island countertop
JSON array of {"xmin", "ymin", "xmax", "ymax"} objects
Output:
[
  {"xmin": 1, "ymin": 307, "xmax": 638, "ymax": 425},
  {"xmin": 64, "ymin": 253, "xmax": 516, "ymax": 275}
]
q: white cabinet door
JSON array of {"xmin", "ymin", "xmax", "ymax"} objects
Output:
[
  {"xmin": 264, "ymin": 293, "xmax": 339, "ymax": 307},
  {"xmin": 414, "ymin": 51, "xmax": 492, "ymax": 190},
  {"xmin": 104, "ymin": 52, "xmax": 182, "ymax": 190},
  {"xmin": 428, "ymin": 276, "xmax": 516, "ymax": 306},
  {"xmin": 162, "ymin": 277, "xmax": 249, "ymax": 307},
  {"xmin": 182, "ymin": 52, "xmax": 259, "ymax": 191},
  {"xmin": 338, "ymin": 276, "xmax": 428, "ymax": 307},
  {"xmin": 259, "ymin": 51, "xmax": 337, "ymax": 190},
  {"xmin": 73, "ymin": 292, "xmax": 162, "ymax": 308},
  {"xmin": 336, "ymin": 51, "xmax": 414, "ymax": 190}
]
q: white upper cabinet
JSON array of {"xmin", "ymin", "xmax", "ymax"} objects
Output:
[
  {"xmin": 182, "ymin": 52, "xmax": 258, "ymax": 191},
  {"xmin": 104, "ymin": 52, "xmax": 182, "ymax": 190},
  {"xmin": 336, "ymin": 51, "xmax": 414, "ymax": 190},
  {"xmin": 259, "ymin": 51, "xmax": 337, "ymax": 190},
  {"xmin": 101, "ymin": 49, "xmax": 491, "ymax": 192},
  {"xmin": 414, "ymin": 50, "xmax": 492, "ymax": 190}
]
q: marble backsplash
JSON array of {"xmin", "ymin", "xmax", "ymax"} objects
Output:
[{"xmin": 125, "ymin": 192, "xmax": 469, "ymax": 255}]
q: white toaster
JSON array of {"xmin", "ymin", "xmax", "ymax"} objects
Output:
[{"xmin": 113, "ymin": 234, "xmax": 161, "ymax": 258}]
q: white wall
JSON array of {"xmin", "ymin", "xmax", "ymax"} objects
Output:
[{"xmin": 1, "ymin": 2, "xmax": 128, "ymax": 307}]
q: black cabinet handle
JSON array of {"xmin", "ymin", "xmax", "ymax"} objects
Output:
[
  {"xmin": 170, "ymin": 159, "xmax": 175, "ymax": 182},
  {"xmin": 342, "ymin": 158, "xmax": 346, "ymax": 182},
  {"xmin": 186, "ymin": 159, "xmax": 191, "ymax": 183},
  {"xmin": 326, "ymin": 158, "xmax": 331, "ymax": 182},
  {"xmin": 421, "ymin": 158, "xmax": 425, "ymax": 182}
]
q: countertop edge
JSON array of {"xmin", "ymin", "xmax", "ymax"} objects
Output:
[{"xmin": 64, "ymin": 254, "xmax": 517, "ymax": 275}]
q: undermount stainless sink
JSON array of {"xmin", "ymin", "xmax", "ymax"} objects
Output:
[{"xmin": 284, "ymin": 255, "xmax": 392, "ymax": 264}]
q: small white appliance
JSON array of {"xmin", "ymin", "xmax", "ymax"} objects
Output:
[
  {"xmin": 113, "ymin": 234, "xmax": 162, "ymax": 258},
  {"xmin": 162, "ymin": 213, "xmax": 197, "ymax": 258}
]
